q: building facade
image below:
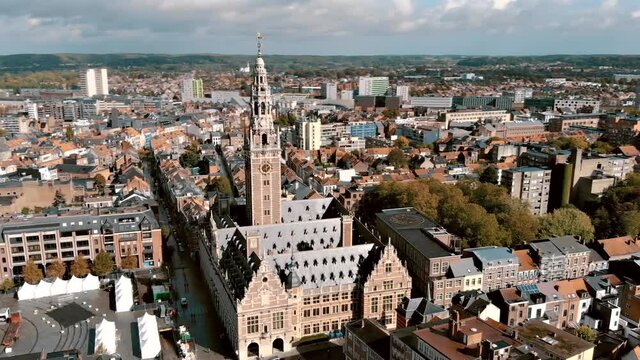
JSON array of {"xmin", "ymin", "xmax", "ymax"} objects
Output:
[
  {"xmin": 295, "ymin": 118, "xmax": 321, "ymax": 151},
  {"xmin": 80, "ymin": 68, "xmax": 109, "ymax": 97},
  {"xmin": 358, "ymin": 77, "xmax": 389, "ymax": 96},
  {"xmin": 321, "ymin": 83, "xmax": 338, "ymax": 100},
  {"xmin": 502, "ymin": 166, "xmax": 551, "ymax": 215}
]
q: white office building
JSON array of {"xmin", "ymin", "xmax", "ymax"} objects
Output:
[
  {"xmin": 80, "ymin": 68, "xmax": 109, "ymax": 97},
  {"xmin": 514, "ymin": 88, "xmax": 533, "ymax": 103},
  {"xmin": 23, "ymin": 100, "xmax": 38, "ymax": 120},
  {"xmin": 295, "ymin": 118, "xmax": 322, "ymax": 151}
]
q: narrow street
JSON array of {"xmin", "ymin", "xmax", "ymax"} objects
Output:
[{"xmin": 144, "ymin": 159, "xmax": 234, "ymax": 359}]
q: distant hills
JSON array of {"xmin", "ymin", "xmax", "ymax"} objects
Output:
[{"xmin": 1, "ymin": 53, "xmax": 640, "ymax": 72}]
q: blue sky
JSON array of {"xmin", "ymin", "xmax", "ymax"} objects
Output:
[{"xmin": 0, "ymin": 0, "xmax": 639, "ymax": 55}]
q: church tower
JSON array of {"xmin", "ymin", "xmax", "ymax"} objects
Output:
[{"xmin": 245, "ymin": 33, "xmax": 282, "ymax": 226}]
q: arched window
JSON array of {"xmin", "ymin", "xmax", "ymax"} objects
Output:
[
  {"xmin": 262, "ymin": 133, "xmax": 268, "ymax": 145},
  {"xmin": 261, "ymin": 102, "xmax": 266, "ymax": 115}
]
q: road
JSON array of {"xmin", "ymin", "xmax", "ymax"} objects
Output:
[{"xmin": 145, "ymin": 159, "xmax": 234, "ymax": 359}]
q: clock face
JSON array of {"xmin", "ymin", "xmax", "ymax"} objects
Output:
[
  {"xmin": 389, "ymin": 213, "xmax": 425, "ymax": 226},
  {"xmin": 261, "ymin": 163, "xmax": 272, "ymax": 174}
]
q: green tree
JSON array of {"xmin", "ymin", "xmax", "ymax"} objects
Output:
[
  {"xmin": 621, "ymin": 211, "xmax": 640, "ymax": 237},
  {"xmin": 479, "ymin": 166, "xmax": 498, "ymax": 184},
  {"xmin": 179, "ymin": 143, "xmax": 200, "ymax": 169},
  {"xmin": 52, "ymin": 190, "xmax": 66, "ymax": 207},
  {"xmin": 46, "ymin": 259, "xmax": 66, "ymax": 278},
  {"xmin": 92, "ymin": 251, "xmax": 114, "ymax": 276},
  {"xmin": 548, "ymin": 136, "xmax": 588, "ymax": 150},
  {"xmin": 94, "ymin": 174, "xmax": 106, "ymax": 194},
  {"xmin": 0, "ymin": 129, "xmax": 6, "ymax": 137},
  {"xmin": 382, "ymin": 109, "xmax": 399, "ymax": 119},
  {"xmin": 394, "ymin": 136, "xmax": 410, "ymax": 149},
  {"xmin": 23, "ymin": 259, "xmax": 43, "ymax": 284},
  {"xmin": 65, "ymin": 125, "xmax": 74, "ymax": 141},
  {"xmin": 589, "ymin": 141, "xmax": 613, "ymax": 154},
  {"xmin": 575, "ymin": 326, "xmax": 596, "ymax": 342},
  {"xmin": 70, "ymin": 255, "xmax": 90, "ymax": 277},
  {"xmin": 20, "ymin": 207, "xmax": 30, "ymax": 215},
  {"xmin": 386, "ymin": 148, "xmax": 408, "ymax": 168},
  {"xmin": 588, "ymin": 174, "xmax": 640, "ymax": 239},
  {"xmin": 539, "ymin": 207, "xmax": 595, "ymax": 242},
  {"xmin": 0, "ymin": 278, "xmax": 14, "ymax": 293}
]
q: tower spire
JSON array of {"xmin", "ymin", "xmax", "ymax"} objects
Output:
[{"xmin": 257, "ymin": 32, "xmax": 263, "ymax": 57}]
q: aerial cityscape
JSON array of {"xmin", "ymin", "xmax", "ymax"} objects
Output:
[{"xmin": 1, "ymin": 1, "xmax": 640, "ymax": 360}]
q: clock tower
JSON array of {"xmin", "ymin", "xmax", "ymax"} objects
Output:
[{"xmin": 245, "ymin": 33, "xmax": 281, "ymax": 226}]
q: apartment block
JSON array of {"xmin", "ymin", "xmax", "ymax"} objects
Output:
[
  {"xmin": 502, "ymin": 166, "xmax": 551, "ymax": 215},
  {"xmin": 358, "ymin": 77, "xmax": 389, "ymax": 96},
  {"xmin": 295, "ymin": 117, "xmax": 322, "ymax": 150},
  {"xmin": 530, "ymin": 236, "xmax": 590, "ymax": 281},
  {"xmin": 464, "ymin": 247, "xmax": 519, "ymax": 292},
  {"xmin": 554, "ymin": 98, "xmax": 600, "ymax": 113},
  {"xmin": 440, "ymin": 109, "xmax": 511, "ymax": 129},
  {"xmin": 80, "ymin": 68, "xmax": 109, "ymax": 97},
  {"xmin": 0, "ymin": 205, "xmax": 163, "ymax": 280}
]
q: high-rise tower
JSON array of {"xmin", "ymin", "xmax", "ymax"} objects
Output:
[{"xmin": 245, "ymin": 33, "xmax": 281, "ymax": 226}]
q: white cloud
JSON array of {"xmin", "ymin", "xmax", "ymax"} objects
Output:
[
  {"xmin": 493, "ymin": 0, "xmax": 514, "ymax": 10},
  {"xmin": 633, "ymin": 10, "xmax": 640, "ymax": 18}
]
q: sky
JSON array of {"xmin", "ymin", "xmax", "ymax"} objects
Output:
[{"xmin": 0, "ymin": 0, "xmax": 639, "ymax": 56}]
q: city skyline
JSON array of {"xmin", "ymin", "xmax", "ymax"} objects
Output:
[{"xmin": 1, "ymin": 0, "xmax": 639, "ymax": 56}]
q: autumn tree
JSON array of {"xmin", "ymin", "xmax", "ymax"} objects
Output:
[
  {"xmin": 65, "ymin": 125, "xmax": 74, "ymax": 141},
  {"xmin": 394, "ymin": 136, "xmax": 410, "ymax": 149},
  {"xmin": 386, "ymin": 148, "xmax": 408, "ymax": 168},
  {"xmin": 46, "ymin": 259, "xmax": 66, "ymax": 279},
  {"xmin": 92, "ymin": 251, "xmax": 114, "ymax": 276},
  {"xmin": 94, "ymin": 174, "xmax": 107, "ymax": 194},
  {"xmin": 23, "ymin": 259, "xmax": 43, "ymax": 284},
  {"xmin": 21, "ymin": 207, "xmax": 30, "ymax": 215},
  {"xmin": 575, "ymin": 325, "xmax": 596, "ymax": 342},
  {"xmin": 539, "ymin": 207, "xmax": 595, "ymax": 242},
  {"xmin": 120, "ymin": 253, "xmax": 138, "ymax": 270},
  {"xmin": 207, "ymin": 176, "xmax": 232, "ymax": 196},
  {"xmin": 0, "ymin": 278, "xmax": 14, "ymax": 293},
  {"xmin": 70, "ymin": 255, "xmax": 90, "ymax": 277}
]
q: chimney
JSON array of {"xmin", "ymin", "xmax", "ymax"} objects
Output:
[{"xmin": 449, "ymin": 310, "xmax": 460, "ymax": 338}]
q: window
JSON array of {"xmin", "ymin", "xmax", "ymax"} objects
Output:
[
  {"xmin": 247, "ymin": 316, "xmax": 259, "ymax": 334},
  {"xmin": 383, "ymin": 295, "xmax": 393, "ymax": 311},
  {"xmin": 303, "ymin": 324, "xmax": 311, "ymax": 335},
  {"xmin": 313, "ymin": 308, "xmax": 319, "ymax": 316},
  {"xmin": 383, "ymin": 280, "xmax": 393, "ymax": 290},
  {"xmin": 323, "ymin": 322, "xmax": 330, "ymax": 332},
  {"xmin": 371, "ymin": 297, "xmax": 379, "ymax": 313},
  {"xmin": 272, "ymin": 312, "xmax": 284, "ymax": 330},
  {"xmin": 263, "ymin": 180, "xmax": 270, "ymax": 186},
  {"xmin": 446, "ymin": 280, "xmax": 452, "ymax": 288},
  {"xmin": 264, "ymin": 210, "xmax": 270, "ymax": 216},
  {"xmin": 313, "ymin": 296, "xmax": 320, "ymax": 304},
  {"xmin": 342, "ymin": 293, "xmax": 349, "ymax": 300},
  {"xmin": 323, "ymin": 295, "xmax": 329, "ymax": 302},
  {"xmin": 322, "ymin": 307, "xmax": 329, "ymax": 315},
  {"xmin": 385, "ymin": 263, "xmax": 392, "ymax": 273},
  {"xmin": 313, "ymin": 323, "xmax": 319, "ymax": 333},
  {"xmin": 303, "ymin": 309, "xmax": 310, "ymax": 317},
  {"xmin": 432, "ymin": 263, "xmax": 440, "ymax": 274},
  {"xmin": 436, "ymin": 281, "xmax": 443, "ymax": 289},
  {"xmin": 264, "ymin": 195, "xmax": 270, "ymax": 201},
  {"xmin": 341, "ymin": 304, "xmax": 349, "ymax": 312}
]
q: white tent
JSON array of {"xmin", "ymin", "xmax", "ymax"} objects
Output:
[
  {"xmin": 66, "ymin": 275, "xmax": 83, "ymax": 294},
  {"xmin": 137, "ymin": 312, "xmax": 161, "ymax": 360},
  {"xmin": 95, "ymin": 318, "xmax": 117, "ymax": 355},
  {"xmin": 35, "ymin": 280, "xmax": 52, "ymax": 298},
  {"xmin": 82, "ymin": 273, "xmax": 100, "ymax": 291},
  {"xmin": 50, "ymin": 278, "xmax": 68, "ymax": 296},
  {"xmin": 17, "ymin": 282, "xmax": 37, "ymax": 300},
  {"xmin": 115, "ymin": 275, "xmax": 134, "ymax": 313}
]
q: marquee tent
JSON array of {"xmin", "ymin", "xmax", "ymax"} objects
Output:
[
  {"xmin": 137, "ymin": 312, "xmax": 161, "ymax": 359},
  {"xmin": 115, "ymin": 275, "xmax": 134, "ymax": 313},
  {"xmin": 95, "ymin": 318, "xmax": 117, "ymax": 355}
]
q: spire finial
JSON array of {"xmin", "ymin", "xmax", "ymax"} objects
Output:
[{"xmin": 257, "ymin": 32, "xmax": 263, "ymax": 57}]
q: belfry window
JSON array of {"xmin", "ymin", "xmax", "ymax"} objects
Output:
[{"xmin": 262, "ymin": 133, "xmax": 268, "ymax": 145}]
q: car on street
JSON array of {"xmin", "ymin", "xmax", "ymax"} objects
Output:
[{"xmin": 180, "ymin": 297, "xmax": 188, "ymax": 307}]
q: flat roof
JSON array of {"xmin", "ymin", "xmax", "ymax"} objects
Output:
[{"xmin": 518, "ymin": 320, "xmax": 594, "ymax": 358}]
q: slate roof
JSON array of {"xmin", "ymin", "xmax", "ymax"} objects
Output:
[
  {"xmin": 465, "ymin": 246, "xmax": 518, "ymax": 268},
  {"xmin": 281, "ymin": 198, "xmax": 333, "ymax": 223},
  {"xmin": 448, "ymin": 258, "xmax": 481, "ymax": 277},
  {"xmin": 269, "ymin": 244, "xmax": 375, "ymax": 289}
]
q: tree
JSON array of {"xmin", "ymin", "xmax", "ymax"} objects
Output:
[
  {"xmin": 208, "ymin": 177, "xmax": 232, "ymax": 196},
  {"xmin": 92, "ymin": 251, "xmax": 114, "ymax": 276},
  {"xmin": 179, "ymin": 143, "xmax": 200, "ymax": 169},
  {"xmin": 120, "ymin": 253, "xmax": 138, "ymax": 270},
  {"xmin": 539, "ymin": 207, "xmax": 595, "ymax": 242},
  {"xmin": 575, "ymin": 326, "xmax": 596, "ymax": 342},
  {"xmin": 94, "ymin": 174, "xmax": 106, "ymax": 194},
  {"xmin": 386, "ymin": 148, "xmax": 408, "ymax": 168},
  {"xmin": 394, "ymin": 136, "xmax": 410, "ymax": 149},
  {"xmin": 23, "ymin": 259, "xmax": 43, "ymax": 284},
  {"xmin": 0, "ymin": 278, "xmax": 14, "ymax": 293},
  {"xmin": 479, "ymin": 166, "xmax": 498, "ymax": 184},
  {"xmin": 52, "ymin": 190, "xmax": 66, "ymax": 207},
  {"xmin": 46, "ymin": 259, "xmax": 66, "ymax": 279},
  {"xmin": 65, "ymin": 125, "xmax": 74, "ymax": 141},
  {"xmin": 548, "ymin": 136, "xmax": 588, "ymax": 150},
  {"xmin": 0, "ymin": 129, "xmax": 6, "ymax": 137},
  {"xmin": 589, "ymin": 141, "xmax": 613, "ymax": 154},
  {"xmin": 20, "ymin": 207, "xmax": 30, "ymax": 215},
  {"xmin": 161, "ymin": 225, "xmax": 171, "ymax": 239},
  {"xmin": 70, "ymin": 255, "xmax": 90, "ymax": 277},
  {"xmin": 588, "ymin": 174, "xmax": 640, "ymax": 239},
  {"xmin": 382, "ymin": 109, "xmax": 399, "ymax": 119}
]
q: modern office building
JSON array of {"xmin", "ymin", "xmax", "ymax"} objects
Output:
[
  {"xmin": 440, "ymin": 109, "xmax": 511, "ymax": 129},
  {"xmin": 181, "ymin": 76, "xmax": 204, "ymax": 101},
  {"xmin": 62, "ymin": 100, "xmax": 79, "ymax": 122},
  {"xmin": 549, "ymin": 114, "xmax": 602, "ymax": 132},
  {"xmin": 452, "ymin": 96, "xmax": 514, "ymax": 110},
  {"xmin": 395, "ymin": 85, "xmax": 410, "ymax": 102},
  {"xmin": 358, "ymin": 77, "xmax": 389, "ymax": 96},
  {"xmin": 321, "ymin": 83, "xmax": 337, "ymax": 100},
  {"xmin": 79, "ymin": 68, "xmax": 109, "ymax": 97},
  {"xmin": 295, "ymin": 117, "xmax": 322, "ymax": 150},
  {"xmin": 502, "ymin": 166, "xmax": 551, "ymax": 215},
  {"xmin": 349, "ymin": 121, "xmax": 379, "ymax": 139},
  {"xmin": 23, "ymin": 100, "xmax": 38, "ymax": 120},
  {"xmin": 409, "ymin": 96, "xmax": 453, "ymax": 110},
  {"xmin": 0, "ymin": 205, "xmax": 163, "ymax": 280},
  {"xmin": 514, "ymin": 88, "xmax": 533, "ymax": 103}
]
